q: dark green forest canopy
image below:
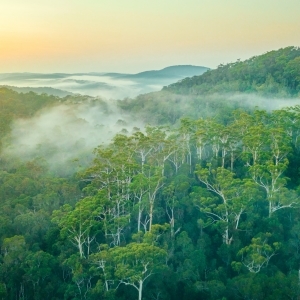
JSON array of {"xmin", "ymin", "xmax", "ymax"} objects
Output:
[
  {"xmin": 2, "ymin": 106, "xmax": 300, "ymax": 299},
  {"xmin": 1, "ymin": 47, "xmax": 300, "ymax": 300},
  {"xmin": 163, "ymin": 46, "xmax": 300, "ymax": 96}
]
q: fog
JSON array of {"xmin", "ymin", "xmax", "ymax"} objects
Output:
[
  {"xmin": 3, "ymin": 84, "xmax": 299, "ymax": 176},
  {"xmin": 0, "ymin": 66, "xmax": 208, "ymax": 99},
  {"xmin": 3, "ymin": 100, "xmax": 144, "ymax": 175},
  {"xmin": 0, "ymin": 74, "xmax": 141, "ymax": 99},
  {"xmin": 226, "ymin": 94, "xmax": 300, "ymax": 111}
]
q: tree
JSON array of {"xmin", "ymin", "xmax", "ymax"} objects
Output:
[
  {"xmin": 111, "ymin": 242, "xmax": 167, "ymax": 300},
  {"xmin": 235, "ymin": 233, "xmax": 280, "ymax": 273},
  {"xmin": 52, "ymin": 199, "xmax": 99, "ymax": 258},
  {"xmin": 249, "ymin": 160, "xmax": 297, "ymax": 217},
  {"xmin": 22, "ymin": 251, "xmax": 55, "ymax": 299},
  {"xmin": 194, "ymin": 165, "xmax": 258, "ymax": 245},
  {"xmin": 130, "ymin": 173, "xmax": 149, "ymax": 233}
]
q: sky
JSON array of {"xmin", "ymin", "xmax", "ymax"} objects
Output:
[{"xmin": 1, "ymin": 0, "xmax": 299, "ymax": 73}]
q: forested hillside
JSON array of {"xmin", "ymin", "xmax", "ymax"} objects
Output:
[
  {"xmin": 1, "ymin": 47, "xmax": 300, "ymax": 300},
  {"xmin": 164, "ymin": 46, "xmax": 300, "ymax": 97},
  {"xmin": 0, "ymin": 88, "xmax": 94, "ymax": 150},
  {"xmin": 0, "ymin": 88, "xmax": 59, "ymax": 148},
  {"xmin": 119, "ymin": 47, "xmax": 300, "ymax": 125}
]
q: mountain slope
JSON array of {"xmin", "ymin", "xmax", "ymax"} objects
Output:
[
  {"xmin": 0, "ymin": 85, "xmax": 74, "ymax": 97},
  {"xmin": 163, "ymin": 46, "xmax": 300, "ymax": 96},
  {"xmin": 118, "ymin": 47, "xmax": 300, "ymax": 125},
  {"xmin": 114, "ymin": 65, "xmax": 209, "ymax": 80}
]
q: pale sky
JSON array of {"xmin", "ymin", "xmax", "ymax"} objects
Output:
[{"xmin": 1, "ymin": 0, "xmax": 299, "ymax": 73}]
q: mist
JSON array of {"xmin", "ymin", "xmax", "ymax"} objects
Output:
[
  {"xmin": 0, "ymin": 74, "xmax": 140, "ymax": 99},
  {"xmin": 0, "ymin": 66, "xmax": 208, "ymax": 99},
  {"xmin": 224, "ymin": 93, "xmax": 300, "ymax": 111},
  {"xmin": 3, "ymin": 86, "xmax": 299, "ymax": 177},
  {"xmin": 3, "ymin": 100, "xmax": 145, "ymax": 175}
]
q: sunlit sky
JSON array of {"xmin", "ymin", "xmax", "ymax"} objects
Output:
[{"xmin": 1, "ymin": 0, "xmax": 299, "ymax": 73}]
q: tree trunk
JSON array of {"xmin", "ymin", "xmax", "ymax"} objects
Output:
[
  {"xmin": 138, "ymin": 280, "xmax": 143, "ymax": 300},
  {"xmin": 149, "ymin": 201, "xmax": 153, "ymax": 232},
  {"xmin": 138, "ymin": 208, "xmax": 142, "ymax": 232}
]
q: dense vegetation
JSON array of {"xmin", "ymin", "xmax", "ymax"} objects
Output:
[
  {"xmin": 164, "ymin": 46, "xmax": 300, "ymax": 97},
  {"xmin": 119, "ymin": 47, "xmax": 300, "ymax": 125},
  {"xmin": 0, "ymin": 88, "xmax": 92, "ymax": 146},
  {"xmin": 0, "ymin": 47, "xmax": 300, "ymax": 300},
  {"xmin": 0, "ymin": 88, "xmax": 58, "ymax": 145}
]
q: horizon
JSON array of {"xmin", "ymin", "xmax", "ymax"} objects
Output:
[
  {"xmin": 0, "ymin": 47, "xmax": 298, "ymax": 74},
  {"xmin": 0, "ymin": 64, "xmax": 209, "ymax": 75}
]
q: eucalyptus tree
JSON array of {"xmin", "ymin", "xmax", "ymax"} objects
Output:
[
  {"xmin": 130, "ymin": 173, "xmax": 149, "ymax": 233},
  {"xmin": 207, "ymin": 121, "xmax": 222, "ymax": 163},
  {"xmin": 89, "ymin": 244, "xmax": 116, "ymax": 294},
  {"xmin": 274, "ymin": 106, "xmax": 300, "ymax": 149},
  {"xmin": 231, "ymin": 108, "xmax": 298, "ymax": 218},
  {"xmin": 52, "ymin": 199, "xmax": 99, "ymax": 258},
  {"xmin": 63, "ymin": 254, "xmax": 93, "ymax": 300},
  {"xmin": 242, "ymin": 124, "xmax": 268, "ymax": 166},
  {"xmin": 225, "ymin": 121, "xmax": 243, "ymax": 171},
  {"xmin": 111, "ymin": 242, "xmax": 167, "ymax": 300},
  {"xmin": 167, "ymin": 131, "xmax": 187, "ymax": 174},
  {"xmin": 234, "ymin": 233, "xmax": 281, "ymax": 273},
  {"xmin": 268, "ymin": 126, "xmax": 292, "ymax": 165},
  {"xmin": 249, "ymin": 160, "xmax": 298, "ymax": 217},
  {"xmin": 144, "ymin": 165, "xmax": 165, "ymax": 232},
  {"xmin": 83, "ymin": 135, "xmax": 137, "ymax": 246},
  {"xmin": 231, "ymin": 109, "xmax": 265, "ymax": 166},
  {"xmin": 193, "ymin": 118, "xmax": 210, "ymax": 162},
  {"xmin": 178, "ymin": 118, "xmax": 195, "ymax": 173},
  {"xmin": 131, "ymin": 130, "xmax": 154, "ymax": 173},
  {"xmin": 194, "ymin": 165, "xmax": 258, "ymax": 245},
  {"xmin": 218, "ymin": 124, "xmax": 232, "ymax": 168},
  {"xmin": 148, "ymin": 126, "xmax": 176, "ymax": 176},
  {"xmin": 163, "ymin": 182, "xmax": 182, "ymax": 241},
  {"xmin": 163, "ymin": 174, "xmax": 190, "ymax": 240}
]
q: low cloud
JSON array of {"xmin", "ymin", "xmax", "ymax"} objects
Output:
[{"xmin": 3, "ymin": 100, "xmax": 144, "ymax": 175}]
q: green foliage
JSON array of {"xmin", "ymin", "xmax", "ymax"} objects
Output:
[
  {"xmin": 164, "ymin": 46, "xmax": 300, "ymax": 97},
  {"xmin": 0, "ymin": 88, "xmax": 60, "ymax": 149},
  {"xmin": 1, "ymin": 52, "xmax": 300, "ymax": 299}
]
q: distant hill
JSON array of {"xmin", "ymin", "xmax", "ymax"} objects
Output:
[
  {"xmin": 105, "ymin": 65, "xmax": 209, "ymax": 80},
  {"xmin": 163, "ymin": 46, "xmax": 300, "ymax": 97},
  {"xmin": 0, "ymin": 65, "xmax": 209, "ymax": 99},
  {"xmin": 0, "ymin": 85, "xmax": 74, "ymax": 97},
  {"xmin": 118, "ymin": 47, "xmax": 300, "ymax": 125}
]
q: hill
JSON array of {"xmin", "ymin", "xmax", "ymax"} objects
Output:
[
  {"xmin": 118, "ymin": 47, "xmax": 300, "ymax": 125},
  {"xmin": 0, "ymin": 65, "xmax": 209, "ymax": 99},
  {"xmin": 109, "ymin": 65, "xmax": 209, "ymax": 80},
  {"xmin": 0, "ymin": 85, "xmax": 75, "ymax": 97},
  {"xmin": 163, "ymin": 46, "xmax": 300, "ymax": 97},
  {"xmin": 0, "ymin": 87, "xmax": 94, "ymax": 149}
]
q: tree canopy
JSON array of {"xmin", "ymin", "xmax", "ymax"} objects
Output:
[{"xmin": 1, "ymin": 47, "xmax": 300, "ymax": 299}]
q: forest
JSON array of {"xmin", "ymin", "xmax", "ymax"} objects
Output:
[{"xmin": 0, "ymin": 47, "xmax": 300, "ymax": 300}]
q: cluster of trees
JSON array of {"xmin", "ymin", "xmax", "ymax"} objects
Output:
[
  {"xmin": 0, "ymin": 87, "xmax": 102, "ymax": 147},
  {"xmin": 1, "ymin": 46, "xmax": 300, "ymax": 299},
  {"xmin": 0, "ymin": 88, "xmax": 58, "ymax": 147},
  {"xmin": 164, "ymin": 46, "xmax": 300, "ymax": 96},
  {"xmin": 2, "ymin": 104, "xmax": 300, "ymax": 299}
]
